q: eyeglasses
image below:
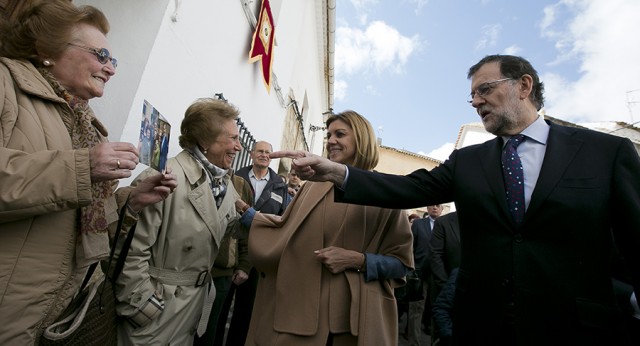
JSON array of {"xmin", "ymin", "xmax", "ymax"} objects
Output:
[
  {"xmin": 68, "ymin": 43, "xmax": 118, "ymax": 68},
  {"xmin": 467, "ymin": 78, "xmax": 513, "ymax": 104}
]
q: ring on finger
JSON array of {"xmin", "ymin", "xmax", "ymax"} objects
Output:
[{"xmin": 116, "ymin": 159, "xmax": 121, "ymax": 169}]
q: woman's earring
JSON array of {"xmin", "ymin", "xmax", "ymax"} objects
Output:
[
  {"xmin": 43, "ymin": 60, "xmax": 53, "ymax": 67},
  {"xmin": 203, "ymin": 149, "xmax": 208, "ymax": 154}
]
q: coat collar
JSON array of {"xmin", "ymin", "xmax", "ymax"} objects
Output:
[
  {"xmin": 174, "ymin": 151, "xmax": 237, "ymax": 245},
  {"xmin": 0, "ymin": 58, "xmax": 66, "ymax": 104}
]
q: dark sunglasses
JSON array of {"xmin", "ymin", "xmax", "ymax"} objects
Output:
[{"xmin": 68, "ymin": 43, "xmax": 118, "ymax": 68}]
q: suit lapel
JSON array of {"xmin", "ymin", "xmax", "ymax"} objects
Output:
[
  {"xmin": 479, "ymin": 138, "xmax": 513, "ymax": 224},
  {"xmin": 525, "ymin": 124, "xmax": 582, "ymax": 223}
]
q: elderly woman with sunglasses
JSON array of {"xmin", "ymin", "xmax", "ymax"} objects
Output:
[{"xmin": 0, "ymin": 2, "xmax": 176, "ymax": 344}]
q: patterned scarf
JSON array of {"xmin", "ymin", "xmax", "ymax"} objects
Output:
[
  {"xmin": 187, "ymin": 147, "xmax": 228, "ymax": 207},
  {"xmin": 38, "ymin": 67, "xmax": 113, "ymax": 267}
]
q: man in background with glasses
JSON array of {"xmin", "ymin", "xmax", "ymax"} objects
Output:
[{"xmin": 273, "ymin": 54, "xmax": 640, "ymax": 346}]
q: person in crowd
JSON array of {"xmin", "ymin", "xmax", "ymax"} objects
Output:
[
  {"xmin": 236, "ymin": 110, "xmax": 414, "ymax": 345},
  {"xmin": 0, "ymin": 2, "xmax": 177, "ymax": 344},
  {"xmin": 429, "ymin": 211, "xmax": 460, "ymax": 299},
  {"xmin": 226, "ymin": 140, "xmax": 291, "ymax": 345},
  {"xmin": 287, "ymin": 168, "xmax": 302, "ymax": 197},
  {"xmin": 194, "ymin": 174, "xmax": 254, "ymax": 346},
  {"xmin": 115, "ymin": 98, "xmax": 242, "ymax": 344},
  {"xmin": 427, "ymin": 210, "xmax": 460, "ymax": 345},
  {"xmin": 272, "ymin": 54, "xmax": 640, "ymax": 346},
  {"xmin": 408, "ymin": 204, "xmax": 442, "ymax": 345},
  {"xmin": 397, "ymin": 211, "xmax": 431, "ymax": 343},
  {"xmin": 432, "ymin": 268, "xmax": 459, "ymax": 346},
  {"xmin": 236, "ymin": 140, "xmax": 291, "ymax": 214}
]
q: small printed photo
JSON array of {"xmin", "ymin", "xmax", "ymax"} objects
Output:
[{"xmin": 138, "ymin": 100, "xmax": 171, "ymax": 172}]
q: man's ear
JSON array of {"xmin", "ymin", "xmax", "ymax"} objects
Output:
[{"xmin": 519, "ymin": 74, "xmax": 534, "ymax": 101}]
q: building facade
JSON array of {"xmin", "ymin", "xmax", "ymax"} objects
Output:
[{"xmin": 61, "ymin": 0, "xmax": 335, "ymax": 180}]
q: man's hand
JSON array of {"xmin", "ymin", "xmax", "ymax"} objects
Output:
[{"xmin": 269, "ymin": 150, "xmax": 347, "ymax": 186}]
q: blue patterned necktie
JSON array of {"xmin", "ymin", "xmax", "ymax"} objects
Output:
[{"xmin": 502, "ymin": 134, "xmax": 526, "ymax": 225}]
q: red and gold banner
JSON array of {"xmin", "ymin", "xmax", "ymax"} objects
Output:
[{"xmin": 249, "ymin": 0, "xmax": 275, "ymax": 92}]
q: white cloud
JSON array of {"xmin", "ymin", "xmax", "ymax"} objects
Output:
[
  {"xmin": 334, "ymin": 79, "xmax": 348, "ymax": 101},
  {"xmin": 540, "ymin": 0, "xmax": 640, "ymax": 123},
  {"xmin": 421, "ymin": 142, "xmax": 455, "ymax": 161},
  {"xmin": 335, "ymin": 21, "xmax": 420, "ymax": 77},
  {"xmin": 503, "ymin": 45, "xmax": 522, "ymax": 55},
  {"xmin": 475, "ymin": 24, "xmax": 502, "ymax": 50},
  {"xmin": 539, "ymin": 3, "xmax": 559, "ymax": 33}
]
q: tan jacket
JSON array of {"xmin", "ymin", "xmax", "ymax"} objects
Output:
[
  {"xmin": 116, "ymin": 150, "xmax": 240, "ymax": 345},
  {"xmin": 0, "ymin": 58, "xmax": 116, "ymax": 344},
  {"xmin": 246, "ymin": 181, "xmax": 414, "ymax": 346}
]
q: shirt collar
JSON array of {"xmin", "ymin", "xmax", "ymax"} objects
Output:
[
  {"xmin": 501, "ymin": 114, "xmax": 550, "ymax": 147},
  {"xmin": 249, "ymin": 167, "xmax": 270, "ymax": 181}
]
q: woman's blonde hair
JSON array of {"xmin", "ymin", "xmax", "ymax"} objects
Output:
[
  {"xmin": 179, "ymin": 98, "xmax": 240, "ymax": 149},
  {"xmin": 326, "ymin": 110, "xmax": 379, "ymax": 171},
  {"xmin": 0, "ymin": 1, "xmax": 109, "ymax": 65}
]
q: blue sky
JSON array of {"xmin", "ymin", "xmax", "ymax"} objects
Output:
[{"xmin": 332, "ymin": 0, "xmax": 640, "ymax": 160}]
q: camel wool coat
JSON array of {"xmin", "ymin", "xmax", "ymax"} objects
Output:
[
  {"xmin": 246, "ymin": 181, "xmax": 414, "ymax": 346},
  {"xmin": 0, "ymin": 58, "xmax": 116, "ymax": 344}
]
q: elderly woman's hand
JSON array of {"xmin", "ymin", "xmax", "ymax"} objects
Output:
[
  {"xmin": 89, "ymin": 142, "xmax": 140, "ymax": 183},
  {"xmin": 126, "ymin": 168, "xmax": 178, "ymax": 213}
]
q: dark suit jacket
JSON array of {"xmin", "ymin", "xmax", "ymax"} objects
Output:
[
  {"xmin": 429, "ymin": 211, "xmax": 460, "ymax": 298},
  {"xmin": 336, "ymin": 122, "xmax": 640, "ymax": 346},
  {"xmin": 411, "ymin": 217, "xmax": 432, "ymax": 277}
]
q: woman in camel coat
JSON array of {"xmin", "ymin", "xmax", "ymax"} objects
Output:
[{"xmin": 238, "ymin": 111, "xmax": 414, "ymax": 345}]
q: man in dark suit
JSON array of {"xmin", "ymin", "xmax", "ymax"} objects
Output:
[
  {"xmin": 429, "ymin": 211, "xmax": 461, "ymax": 299},
  {"xmin": 428, "ymin": 211, "xmax": 461, "ymax": 344},
  {"xmin": 273, "ymin": 54, "xmax": 640, "ymax": 345},
  {"xmin": 407, "ymin": 205, "xmax": 442, "ymax": 345}
]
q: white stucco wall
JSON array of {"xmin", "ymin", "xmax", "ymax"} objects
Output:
[{"xmin": 74, "ymin": 0, "xmax": 329, "ymax": 182}]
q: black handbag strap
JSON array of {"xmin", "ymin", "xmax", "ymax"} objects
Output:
[
  {"xmin": 99, "ymin": 200, "xmax": 138, "ymax": 312},
  {"xmin": 106, "ymin": 201, "xmax": 138, "ymax": 283},
  {"xmin": 78, "ymin": 262, "xmax": 98, "ymax": 294}
]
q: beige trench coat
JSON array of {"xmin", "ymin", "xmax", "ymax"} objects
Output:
[
  {"xmin": 0, "ymin": 58, "xmax": 117, "ymax": 344},
  {"xmin": 246, "ymin": 181, "xmax": 414, "ymax": 346},
  {"xmin": 115, "ymin": 150, "xmax": 240, "ymax": 345}
]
